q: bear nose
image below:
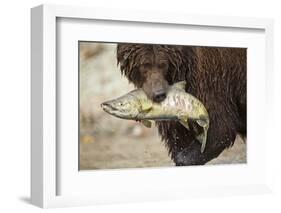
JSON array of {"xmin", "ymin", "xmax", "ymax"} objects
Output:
[{"xmin": 153, "ymin": 90, "xmax": 167, "ymax": 102}]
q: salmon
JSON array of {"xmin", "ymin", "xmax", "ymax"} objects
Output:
[{"xmin": 101, "ymin": 81, "xmax": 209, "ymax": 152}]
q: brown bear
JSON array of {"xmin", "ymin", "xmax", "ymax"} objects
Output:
[{"xmin": 117, "ymin": 44, "xmax": 246, "ymax": 165}]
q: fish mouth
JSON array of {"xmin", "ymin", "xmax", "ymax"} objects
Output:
[
  {"xmin": 101, "ymin": 102, "xmax": 131, "ymax": 119},
  {"xmin": 101, "ymin": 102, "xmax": 117, "ymax": 113}
]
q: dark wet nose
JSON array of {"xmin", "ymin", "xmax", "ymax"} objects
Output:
[{"xmin": 153, "ymin": 90, "xmax": 166, "ymax": 102}]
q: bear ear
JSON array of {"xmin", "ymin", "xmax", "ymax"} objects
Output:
[
  {"xmin": 116, "ymin": 44, "xmax": 128, "ymax": 66},
  {"xmin": 116, "ymin": 44, "xmax": 137, "ymax": 77},
  {"xmin": 172, "ymin": 81, "xmax": 186, "ymax": 90}
]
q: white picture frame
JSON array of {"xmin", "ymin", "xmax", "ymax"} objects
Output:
[{"xmin": 31, "ymin": 4, "xmax": 274, "ymax": 208}]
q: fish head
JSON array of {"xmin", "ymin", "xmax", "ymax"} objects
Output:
[{"xmin": 101, "ymin": 92, "xmax": 142, "ymax": 119}]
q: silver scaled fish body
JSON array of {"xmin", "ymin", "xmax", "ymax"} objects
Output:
[{"xmin": 101, "ymin": 81, "xmax": 209, "ymax": 153}]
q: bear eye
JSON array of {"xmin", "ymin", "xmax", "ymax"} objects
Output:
[
  {"xmin": 143, "ymin": 63, "xmax": 151, "ymax": 69},
  {"xmin": 158, "ymin": 63, "xmax": 167, "ymax": 69}
]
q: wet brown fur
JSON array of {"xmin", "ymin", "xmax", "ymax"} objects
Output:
[{"xmin": 117, "ymin": 44, "xmax": 246, "ymax": 165}]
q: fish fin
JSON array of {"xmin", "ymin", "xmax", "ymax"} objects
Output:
[
  {"xmin": 196, "ymin": 126, "xmax": 209, "ymax": 153},
  {"xmin": 195, "ymin": 119, "xmax": 209, "ymax": 153},
  {"xmin": 173, "ymin": 81, "xmax": 186, "ymax": 90},
  {"xmin": 179, "ymin": 115, "xmax": 188, "ymax": 123},
  {"xmin": 179, "ymin": 115, "xmax": 189, "ymax": 130},
  {"xmin": 196, "ymin": 133, "xmax": 206, "ymax": 153},
  {"xmin": 141, "ymin": 120, "xmax": 152, "ymax": 128},
  {"xmin": 142, "ymin": 102, "xmax": 153, "ymax": 111},
  {"xmin": 179, "ymin": 120, "xmax": 190, "ymax": 130}
]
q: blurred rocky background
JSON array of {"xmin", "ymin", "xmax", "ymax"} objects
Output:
[{"xmin": 79, "ymin": 42, "xmax": 246, "ymax": 170}]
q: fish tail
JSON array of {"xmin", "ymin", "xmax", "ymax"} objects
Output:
[{"xmin": 196, "ymin": 130, "xmax": 207, "ymax": 153}]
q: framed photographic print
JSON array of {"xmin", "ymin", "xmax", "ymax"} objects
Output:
[{"xmin": 31, "ymin": 4, "xmax": 274, "ymax": 208}]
